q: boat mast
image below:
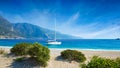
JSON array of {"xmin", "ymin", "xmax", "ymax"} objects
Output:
[{"xmin": 54, "ymin": 17, "xmax": 56, "ymax": 41}]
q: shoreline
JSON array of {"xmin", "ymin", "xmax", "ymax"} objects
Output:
[
  {"xmin": 1, "ymin": 46, "xmax": 120, "ymax": 52},
  {"xmin": 50, "ymin": 48, "xmax": 120, "ymax": 52}
]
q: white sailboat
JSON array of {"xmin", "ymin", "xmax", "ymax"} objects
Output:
[{"xmin": 47, "ymin": 18, "xmax": 61, "ymax": 45}]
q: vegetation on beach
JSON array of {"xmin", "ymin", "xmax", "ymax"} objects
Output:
[
  {"xmin": 0, "ymin": 49, "xmax": 5, "ymax": 54},
  {"xmin": 10, "ymin": 42, "xmax": 50, "ymax": 67},
  {"xmin": 10, "ymin": 42, "xmax": 32, "ymax": 56},
  {"xmin": 80, "ymin": 56, "xmax": 120, "ymax": 68},
  {"xmin": 15, "ymin": 57, "xmax": 25, "ymax": 62},
  {"xmin": 9, "ymin": 43, "xmax": 120, "ymax": 68},
  {"xmin": 29, "ymin": 43, "xmax": 50, "ymax": 67},
  {"xmin": 61, "ymin": 49, "xmax": 86, "ymax": 63}
]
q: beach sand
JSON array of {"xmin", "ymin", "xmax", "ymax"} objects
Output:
[{"xmin": 0, "ymin": 48, "xmax": 120, "ymax": 68}]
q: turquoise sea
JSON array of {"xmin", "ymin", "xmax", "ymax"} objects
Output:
[{"xmin": 0, "ymin": 39, "xmax": 120, "ymax": 51}]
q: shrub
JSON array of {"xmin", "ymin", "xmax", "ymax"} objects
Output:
[
  {"xmin": 61, "ymin": 49, "xmax": 86, "ymax": 62},
  {"xmin": 0, "ymin": 49, "xmax": 5, "ymax": 54},
  {"xmin": 115, "ymin": 58, "xmax": 120, "ymax": 68},
  {"xmin": 28, "ymin": 43, "xmax": 50, "ymax": 67},
  {"xmin": 81, "ymin": 56, "xmax": 118, "ymax": 68},
  {"xmin": 15, "ymin": 57, "xmax": 24, "ymax": 62},
  {"xmin": 10, "ymin": 42, "xmax": 32, "ymax": 56},
  {"xmin": 36, "ymin": 58, "xmax": 48, "ymax": 67},
  {"xmin": 11, "ymin": 42, "xmax": 50, "ymax": 67}
]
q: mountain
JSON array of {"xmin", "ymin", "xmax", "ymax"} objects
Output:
[
  {"xmin": 13, "ymin": 23, "xmax": 78, "ymax": 39},
  {"xmin": 13, "ymin": 23, "xmax": 48, "ymax": 39},
  {"xmin": 0, "ymin": 15, "xmax": 19, "ymax": 38},
  {"xmin": 0, "ymin": 15, "xmax": 80, "ymax": 39},
  {"xmin": 0, "ymin": 15, "xmax": 12, "ymax": 35}
]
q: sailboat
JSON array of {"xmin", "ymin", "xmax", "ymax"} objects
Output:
[{"xmin": 47, "ymin": 18, "xmax": 61, "ymax": 45}]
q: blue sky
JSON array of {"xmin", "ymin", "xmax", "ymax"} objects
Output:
[{"xmin": 0, "ymin": 0, "xmax": 120, "ymax": 39}]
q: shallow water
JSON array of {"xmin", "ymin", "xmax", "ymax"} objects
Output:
[{"xmin": 0, "ymin": 39, "xmax": 120, "ymax": 50}]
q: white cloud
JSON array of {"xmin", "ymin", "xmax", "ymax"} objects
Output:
[
  {"xmin": 57, "ymin": 21, "xmax": 100, "ymax": 37},
  {"xmin": 76, "ymin": 26, "xmax": 120, "ymax": 39},
  {"xmin": 65, "ymin": 11, "xmax": 80, "ymax": 25},
  {"xmin": 72, "ymin": 12, "xmax": 80, "ymax": 20}
]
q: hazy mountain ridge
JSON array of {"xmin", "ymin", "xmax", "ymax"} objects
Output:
[
  {"xmin": 0, "ymin": 15, "xmax": 80, "ymax": 39},
  {"xmin": 0, "ymin": 15, "xmax": 19, "ymax": 38},
  {"xmin": 13, "ymin": 23, "xmax": 48, "ymax": 39}
]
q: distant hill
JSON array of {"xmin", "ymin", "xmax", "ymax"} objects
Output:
[
  {"xmin": 13, "ymin": 23, "xmax": 79, "ymax": 39},
  {"xmin": 0, "ymin": 15, "xmax": 80, "ymax": 39},
  {"xmin": 0, "ymin": 15, "xmax": 18, "ymax": 38},
  {"xmin": 13, "ymin": 23, "xmax": 48, "ymax": 39}
]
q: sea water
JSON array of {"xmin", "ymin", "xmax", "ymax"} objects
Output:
[{"xmin": 0, "ymin": 39, "xmax": 120, "ymax": 50}]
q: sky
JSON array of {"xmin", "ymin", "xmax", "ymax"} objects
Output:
[{"xmin": 0, "ymin": 0, "xmax": 120, "ymax": 39}]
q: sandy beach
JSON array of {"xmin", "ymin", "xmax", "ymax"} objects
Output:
[{"xmin": 0, "ymin": 48, "xmax": 120, "ymax": 68}]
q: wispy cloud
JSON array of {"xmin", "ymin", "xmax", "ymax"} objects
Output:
[
  {"xmin": 12, "ymin": 15, "xmax": 25, "ymax": 23},
  {"xmin": 76, "ymin": 26, "xmax": 120, "ymax": 39},
  {"xmin": 1, "ymin": 9, "xmax": 56, "ymax": 29},
  {"xmin": 65, "ymin": 11, "xmax": 80, "ymax": 25},
  {"xmin": 58, "ymin": 21, "xmax": 99, "ymax": 36}
]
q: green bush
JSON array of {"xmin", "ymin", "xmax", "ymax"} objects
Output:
[
  {"xmin": 36, "ymin": 58, "xmax": 48, "ymax": 67},
  {"xmin": 81, "ymin": 56, "xmax": 119, "ymax": 68},
  {"xmin": 15, "ymin": 57, "xmax": 24, "ymax": 62},
  {"xmin": 11, "ymin": 42, "xmax": 50, "ymax": 67},
  {"xmin": 115, "ymin": 58, "xmax": 120, "ymax": 68},
  {"xmin": 28, "ymin": 43, "xmax": 50, "ymax": 67},
  {"xmin": 0, "ymin": 49, "xmax": 5, "ymax": 54},
  {"xmin": 10, "ymin": 42, "xmax": 32, "ymax": 56},
  {"xmin": 61, "ymin": 49, "xmax": 86, "ymax": 62}
]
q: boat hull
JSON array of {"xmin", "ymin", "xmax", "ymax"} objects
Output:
[{"xmin": 47, "ymin": 41, "xmax": 61, "ymax": 45}]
